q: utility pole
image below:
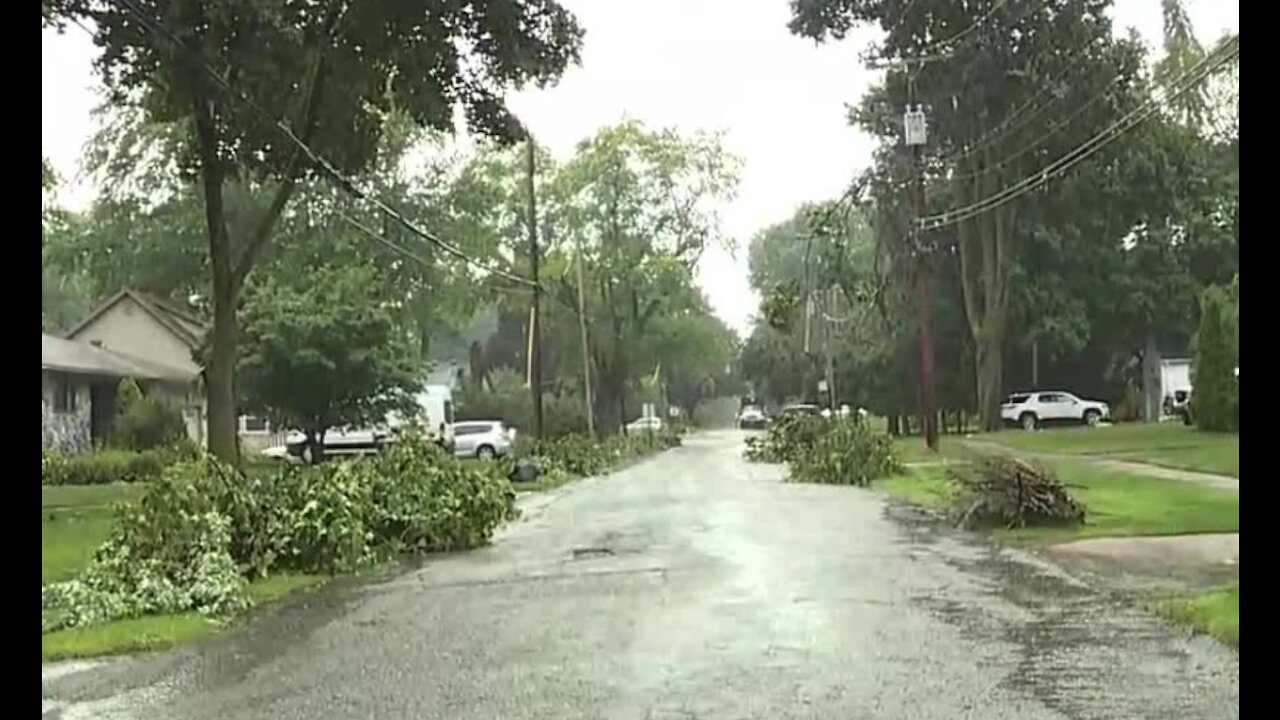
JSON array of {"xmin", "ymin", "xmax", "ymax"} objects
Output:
[
  {"xmin": 825, "ymin": 286, "xmax": 837, "ymax": 412},
  {"xmin": 575, "ymin": 242, "xmax": 596, "ymax": 437},
  {"xmin": 525, "ymin": 137, "xmax": 544, "ymax": 439},
  {"xmin": 1031, "ymin": 337, "xmax": 1040, "ymax": 388},
  {"xmin": 905, "ymin": 103, "xmax": 939, "ymax": 452}
]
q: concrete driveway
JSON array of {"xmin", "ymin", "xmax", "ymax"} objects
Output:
[{"xmin": 42, "ymin": 430, "xmax": 1238, "ymax": 719}]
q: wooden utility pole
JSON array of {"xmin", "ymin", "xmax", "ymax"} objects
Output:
[
  {"xmin": 525, "ymin": 138, "xmax": 544, "ymax": 439},
  {"xmin": 825, "ymin": 286, "xmax": 837, "ymax": 411},
  {"xmin": 905, "ymin": 103, "xmax": 939, "ymax": 451},
  {"xmin": 575, "ymin": 243, "xmax": 596, "ymax": 437}
]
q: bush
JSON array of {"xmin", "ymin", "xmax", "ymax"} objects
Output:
[
  {"xmin": 112, "ymin": 379, "xmax": 188, "ymax": 451},
  {"xmin": 369, "ymin": 437, "xmax": 517, "ymax": 556},
  {"xmin": 949, "ymin": 456, "xmax": 1086, "ymax": 530},
  {"xmin": 744, "ymin": 414, "xmax": 826, "ymax": 463},
  {"xmin": 42, "ymin": 434, "xmax": 517, "ymax": 632},
  {"xmin": 788, "ymin": 419, "xmax": 902, "ymax": 486},
  {"xmin": 1193, "ymin": 283, "xmax": 1239, "ymax": 432},
  {"xmin": 40, "ymin": 447, "xmax": 193, "ymax": 486},
  {"xmin": 500, "ymin": 429, "xmax": 676, "ymax": 484},
  {"xmin": 42, "ymin": 458, "xmax": 250, "ymax": 632}
]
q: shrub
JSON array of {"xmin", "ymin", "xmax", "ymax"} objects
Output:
[
  {"xmin": 499, "ymin": 429, "xmax": 675, "ymax": 484},
  {"xmin": 112, "ymin": 379, "xmax": 188, "ymax": 451},
  {"xmin": 949, "ymin": 456, "xmax": 1086, "ymax": 530},
  {"xmin": 42, "ymin": 457, "xmax": 250, "ymax": 632},
  {"xmin": 1193, "ymin": 284, "xmax": 1239, "ymax": 432},
  {"xmin": 42, "ymin": 434, "xmax": 518, "ymax": 632},
  {"xmin": 744, "ymin": 414, "xmax": 826, "ymax": 463},
  {"xmin": 788, "ymin": 419, "xmax": 902, "ymax": 486},
  {"xmin": 40, "ymin": 446, "xmax": 193, "ymax": 486},
  {"xmin": 369, "ymin": 436, "xmax": 517, "ymax": 555}
]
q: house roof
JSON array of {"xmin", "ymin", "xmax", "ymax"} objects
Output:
[
  {"xmin": 65, "ymin": 289, "xmax": 210, "ymax": 350},
  {"xmin": 42, "ymin": 334, "xmax": 195, "ymax": 382}
]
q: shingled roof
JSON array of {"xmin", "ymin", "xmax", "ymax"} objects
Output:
[
  {"xmin": 41, "ymin": 333, "xmax": 194, "ymax": 382},
  {"xmin": 65, "ymin": 289, "xmax": 209, "ymax": 350}
]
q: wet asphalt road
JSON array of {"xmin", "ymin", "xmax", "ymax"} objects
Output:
[{"xmin": 43, "ymin": 430, "xmax": 1238, "ymax": 719}]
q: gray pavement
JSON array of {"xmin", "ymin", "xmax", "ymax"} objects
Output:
[{"xmin": 42, "ymin": 430, "xmax": 1239, "ymax": 719}]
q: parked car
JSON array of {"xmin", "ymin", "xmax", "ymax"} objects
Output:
[
  {"xmin": 452, "ymin": 420, "xmax": 515, "ymax": 460},
  {"xmin": 737, "ymin": 405, "xmax": 768, "ymax": 430},
  {"xmin": 777, "ymin": 403, "xmax": 822, "ymax": 420},
  {"xmin": 626, "ymin": 416, "xmax": 664, "ymax": 434},
  {"xmin": 1001, "ymin": 391, "xmax": 1110, "ymax": 430}
]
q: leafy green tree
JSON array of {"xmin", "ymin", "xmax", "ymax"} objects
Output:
[
  {"xmin": 237, "ymin": 264, "xmax": 423, "ymax": 462},
  {"xmin": 796, "ymin": 0, "xmax": 1144, "ymax": 429},
  {"xmin": 651, "ymin": 306, "xmax": 740, "ymax": 418},
  {"xmin": 50, "ymin": 0, "xmax": 583, "ymax": 462}
]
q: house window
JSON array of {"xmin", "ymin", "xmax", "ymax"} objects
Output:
[
  {"xmin": 241, "ymin": 415, "xmax": 269, "ymax": 433},
  {"xmin": 53, "ymin": 378, "xmax": 78, "ymax": 413}
]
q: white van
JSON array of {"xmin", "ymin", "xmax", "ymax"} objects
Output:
[{"xmin": 263, "ymin": 385, "xmax": 455, "ymax": 462}]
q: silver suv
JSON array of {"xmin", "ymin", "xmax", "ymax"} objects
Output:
[{"xmin": 451, "ymin": 420, "xmax": 515, "ymax": 460}]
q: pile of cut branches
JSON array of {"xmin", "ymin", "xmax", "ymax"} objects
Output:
[{"xmin": 950, "ymin": 456, "xmax": 1086, "ymax": 530}]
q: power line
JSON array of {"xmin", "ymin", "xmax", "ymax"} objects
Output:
[
  {"xmin": 917, "ymin": 35, "xmax": 1238, "ymax": 232},
  {"xmin": 922, "ymin": 38, "xmax": 1237, "ymax": 231},
  {"xmin": 106, "ymin": 0, "xmax": 539, "ymax": 288},
  {"xmin": 943, "ymin": 73, "xmax": 1127, "ymax": 184},
  {"xmin": 933, "ymin": 34, "xmax": 1109, "ymax": 168}
]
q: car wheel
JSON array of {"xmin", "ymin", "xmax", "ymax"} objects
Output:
[
  {"xmin": 1020, "ymin": 412, "xmax": 1038, "ymax": 431},
  {"xmin": 1083, "ymin": 409, "xmax": 1101, "ymax": 427},
  {"xmin": 476, "ymin": 445, "xmax": 496, "ymax": 461}
]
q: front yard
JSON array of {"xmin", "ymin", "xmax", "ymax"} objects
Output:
[
  {"xmin": 978, "ymin": 422, "xmax": 1239, "ymax": 477},
  {"xmin": 879, "ymin": 459, "xmax": 1239, "ymax": 545},
  {"xmin": 42, "ymin": 482, "xmax": 326, "ymax": 661},
  {"xmin": 42, "ymin": 484, "xmax": 146, "ymax": 584}
]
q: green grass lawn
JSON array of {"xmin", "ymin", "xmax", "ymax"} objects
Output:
[
  {"xmin": 892, "ymin": 436, "xmax": 975, "ymax": 465},
  {"xmin": 42, "ymin": 484, "xmax": 146, "ymax": 584},
  {"xmin": 41, "ymin": 574, "xmax": 326, "ymax": 662},
  {"xmin": 42, "ymin": 483, "xmax": 328, "ymax": 662},
  {"xmin": 997, "ymin": 461, "xmax": 1239, "ymax": 544},
  {"xmin": 979, "ymin": 423, "xmax": 1239, "ymax": 477},
  {"xmin": 879, "ymin": 465, "xmax": 959, "ymax": 511},
  {"xmin": 1152, "ymin": 583, "xmax": 1239, "ymax": 648},
  {"xmin": 875, "ymin": 460, "xmax": 1239, "ymax": 545}
]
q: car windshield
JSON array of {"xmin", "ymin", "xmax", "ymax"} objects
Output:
[{"xmin": 42, "ymin": 2, "xmax": 1238, "ymax": 715}]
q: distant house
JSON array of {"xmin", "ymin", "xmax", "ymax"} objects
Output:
[
  {"xmin": 54, "ymin": 288, "xmax": 276, "ymax": 452},
  {"xmin": 41, "ymin": 333, "xmax": 194, "ymax": 453}
]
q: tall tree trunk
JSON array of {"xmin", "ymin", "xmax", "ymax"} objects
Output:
[
  {"xmin": 974, "ymin": 327, "xmax": 1004, "ymax": 432},
  {"xmin": 188, "ymin": 53, "xmax": 323, "ymax": 463},
  {"xmin": 193, "ymin": 99, "xmax": 240, "ymax": 463},
  {"xmin": 206, "ymin": 292, "xmax": 241, "ymax": 461},
  {"xmin": 956, "ymin": 170, "xmax": 1016, "ymax": 432},
  {"xmin": 1142, "ymin": 333, "xmax": 1163, "ymax": 422}
]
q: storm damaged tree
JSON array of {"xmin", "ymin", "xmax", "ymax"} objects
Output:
[{"xmin": 47, "ymin": 0, "xmax": 583, "ymax": 462}]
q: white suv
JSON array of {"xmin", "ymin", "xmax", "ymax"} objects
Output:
[
  {"xmin": 451, "ymin": 420, "xmax": 515, "ymax": 460},
  {"xmin": 1001, "ymin": 391, "xmax": 1110, "ymax": 430}
]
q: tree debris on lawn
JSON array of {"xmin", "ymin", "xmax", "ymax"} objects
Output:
[{"xmin": 950, "ymin": 456, "xmax": 1086, "ymax": 530}]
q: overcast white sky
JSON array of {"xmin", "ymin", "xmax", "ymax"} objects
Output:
[{"xmin": 42, "ymin": 0, "xmax": 1238, "ymax": 336}]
